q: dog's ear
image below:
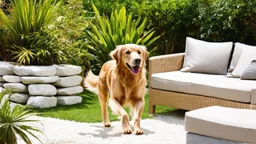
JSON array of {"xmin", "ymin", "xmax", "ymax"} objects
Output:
[
  {"xmin": 110, "ymin": 45, "xmax": 122, "ymax": 64},
  {"xmin": 140, "ymin": 46, "xmax": 148, "ymax": 60}
]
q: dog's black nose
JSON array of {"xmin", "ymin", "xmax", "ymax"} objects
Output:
[{"xmin": 134, "ymin": 58, "xmax": 141, "ymax": 65}]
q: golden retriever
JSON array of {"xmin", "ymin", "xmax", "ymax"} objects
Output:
[{"xmin": 84, "ymin": 44, "xmax": 148, "ymax": 135}]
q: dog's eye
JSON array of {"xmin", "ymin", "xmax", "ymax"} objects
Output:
[
  {"xmin": 125, "ymin": 51, "xmax": 131, "ymax": 54},
  {"xmin": 138, "ymin": 51, "xmax": 141, "ymax": 54}
]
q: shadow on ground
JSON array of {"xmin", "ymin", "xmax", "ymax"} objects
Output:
[
  {"xmin": 78, "ymin": 125, "xmax": 154, "ymax": 139},
  {"xmin": 154, "ymin": 109, "xmax": 187, "ymax": 125}
]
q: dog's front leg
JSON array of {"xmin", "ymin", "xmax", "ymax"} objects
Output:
[
  {"xmin": 109, "ymin": 98, "xmax": 132, "ymax": 134},
  {"xmin": 132, "ymin": 99, "xmax": 144, "ymax": 135}
]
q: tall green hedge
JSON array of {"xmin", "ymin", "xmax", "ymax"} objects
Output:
[{"xmin": 83, "ymin": 0, "xmax": 256, "ymax": 55}]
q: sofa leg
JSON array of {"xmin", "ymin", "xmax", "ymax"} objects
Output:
[{"xmin": 149, "ymin": 104, "xmax": 156, "ymax": 116}]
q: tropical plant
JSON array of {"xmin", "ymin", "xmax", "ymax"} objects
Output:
[
  {"xmin": 0, "ymin": 89, "xmax": 43, "ymax": 144},
  {"xmin": 86, "ymin": 3, "xmax": 160, "ymax": 73},
  {"xmin": 0, "ymin": 0, "xmax": 63, "ymax": 65}
]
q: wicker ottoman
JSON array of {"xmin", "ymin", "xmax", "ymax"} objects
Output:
[{"xmin": 185, "ymin": 106, "xmax": 256, "ymax": 143}]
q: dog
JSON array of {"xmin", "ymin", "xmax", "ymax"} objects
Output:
[{"xmin": 84, "ymin": 44, "xmax": 148, "ymax": 135}]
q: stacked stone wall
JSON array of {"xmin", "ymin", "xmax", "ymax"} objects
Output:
[{"xmin": 0, "ymin": 62, "xmax": 84, "ymax": 108}]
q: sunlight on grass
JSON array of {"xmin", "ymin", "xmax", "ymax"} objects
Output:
[{"xmin": 30, "ymin": 90, "xmax": 176, "ymax": 123}]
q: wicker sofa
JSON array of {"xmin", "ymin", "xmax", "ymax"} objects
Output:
[{"xmin": 148, "ymin": 53, "xmax": 256, "ymax": 115}]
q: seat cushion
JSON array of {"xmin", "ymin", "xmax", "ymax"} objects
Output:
[
  {"xmin": 151, "ymin": 71, "xmax": 256, "ymax": 103},
  {"xmin": 185, "ymin": 106, "xmax": 256, "ymax": 143}
]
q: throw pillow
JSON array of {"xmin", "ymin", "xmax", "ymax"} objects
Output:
[
  {"xmin": 228, "ymin": 43, "xmax": 256, "ymax": 73},
  {"xmin": 241, "ymin": 60, "xmax": 256, "ymax": 80},
  {"xmin": 181, "ymin": 37, "xmax": 233, "ymax": 75},
  {"xmin": 232, "ymin": 47, "xmax": 256, "ymax": 77}
]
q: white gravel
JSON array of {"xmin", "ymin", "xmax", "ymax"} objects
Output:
[{"xmin": 17, "ymin": 110, "xmax": 242, "ymax": 144}]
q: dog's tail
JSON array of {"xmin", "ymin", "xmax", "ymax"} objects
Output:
[{"xmin": 83, "ymin": 70, "xmax": 99, "ymax": 94}]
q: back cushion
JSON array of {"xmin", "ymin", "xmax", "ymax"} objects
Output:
[
  {"xmin": 181, "ymin": 37, "xmax": 233, "ymax": 75},
  {"xmin": 232, "ymin": 47, "xmax": 256, "ymax": 77},
  {"xmin": 228, "ymin": 43, "xmax": 256, "ymax": 73}
]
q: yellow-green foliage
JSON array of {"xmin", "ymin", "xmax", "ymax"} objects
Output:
[
  {"xmin": 0, "ymin": 0, "xmax": 63, "ymax": 65},
  {"xmin": 86, "ymin": 3, "xmax": 160, "ymax": 73}
]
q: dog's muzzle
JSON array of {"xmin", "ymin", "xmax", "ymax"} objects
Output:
[{"xmin": 126, "ymin": 63, "xmax": 141, "ymax": 75}]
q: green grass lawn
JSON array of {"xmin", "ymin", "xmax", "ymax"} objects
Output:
[{"xmin": 30, "ymin": 90, "xmax": 176, "ymax": 123}]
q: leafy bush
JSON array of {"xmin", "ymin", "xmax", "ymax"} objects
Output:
[
  {"xmin": 0, "ymin": 89, "xmax": 43, "ymax": 144},
  {"xmin": 47, "ymin": 0, "xmax": 92, "ymax": 70},
  {"xmin": 0, "ymin": 0, "xmax": 63, "ymax": 65},
  {"xmin": 82, "ymin": 0, "xmax": 144, "ymax": 17},
  {"xmin": 142, "ymin": 0, "xmax": 199, "ymax": 54},
  {"xmin": 86, "ymin": 3, "xmax": 160, "ymax": 73},
  {"xmin": 83, "ymin": 0, "xmax": 197, "ymax": 54},
  {"xmin": 195, "ymin": 0, "xmax": 256, "ymax": 44},
  {"xmin": 83, "ymin": 0, "xmax": 256, "ymax": 55}
]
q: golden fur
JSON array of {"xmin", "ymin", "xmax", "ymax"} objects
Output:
[{"xmin": 84, "ymin": 44, "xmax": 148, "ymax": 135}]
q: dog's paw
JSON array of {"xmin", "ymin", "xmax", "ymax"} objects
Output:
[
  {"xmin": 104, "ymin": 123, "xmax": 111, "ymax": 127},
  {"xmin": 123, "ymin": 128, "xmax": 132, "ymax": 134},
  {"xmin": 135, "ymin": 128, "xmax": 144, "ymax": 135}
]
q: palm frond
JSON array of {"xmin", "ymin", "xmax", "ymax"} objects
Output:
[{"xmin": 0, "ymin": 89, "xmax": 44, "ymax": 144}]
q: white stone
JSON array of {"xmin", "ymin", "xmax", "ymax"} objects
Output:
[
  {"xmin": 0, "ymin": 87, "xmax": 3, "ymax": 92},
  {"xmin": 13, "ymin": 66, "xmax": 56, "ymax": 76},
  {"xmin": 0, "ymin": 77, "xmax": 4, "ymax": 82},
  {"xmin": 53, "ymin": 65, "xmax": 82, "ymax": 76},
  {"xmin": 10, "ymin": 102, "xmax": 24, "ymax": 110},
  {"xmin": 10, "ymin": 93, "xmax": 30, "ymax": 104},
  {"xmin": 53, "ymin": 75, "xmax": 82, "ymax": 87},
  {"xmin": 28, "ymin": 84, "xmax": 57, "ymax": 96},
  {"xmin": 3, "ymin": 75, "xmax": 21, "ymax": 83},
  {"xmin": 57, "ymin": 96, "xmax": 82, "ymax": 105},
  {"xmin": 21, "ymin": 76, "xmax": 59, "ymax": 84},
  {"xmin": 57, "ymin": 86, "xmax": 83, "ymax": 95},
  {"xmin": 0, "ymin": 61, "xmax": 15, "ymax": 75},
  {"xmin": 27, "ymin": 96, "xmax": 57, "ymax": 108},
  {"xmin": 3, "ymin": 83, "xmax": 28, "ymax": 93}
]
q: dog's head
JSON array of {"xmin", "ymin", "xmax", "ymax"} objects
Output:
[{"xmin": 110, "ymin": 44, "xmax": 148, "ymax": 75}]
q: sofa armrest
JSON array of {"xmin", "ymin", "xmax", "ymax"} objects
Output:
[
  {"xmin": 149, "ymin": 53, "xmax": 185, "ymax": 75},
  {"xmin": 148, "ymin": 53, "xmax": 185, "ymax": 86}
]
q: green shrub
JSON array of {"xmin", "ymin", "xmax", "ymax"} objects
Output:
[
  {"xmin": 86, "ymin": 3, "xmax": 160, "ymax": 73},
  {"xmin": 82, "ymin": 0, "xmax": 144, "ymax": 17},
  {"xmin": 142, "ymin": 0, "xmax": 199, "ymax": 54},
  {"xmin": 83, "ymin": 0, "xmax": 256, "ymax": 55},
  {"xmin": 47, "ymin": 0, "xmax": 92, "ymax": 70},
  {"xmin": 83, "ymin": 0, "xmax": 197, "ymax": 54},
  {"xmin": 0, "ymin": 0, "xmax": 63, "ymax": 65},
  {"xmin": 195, "ymin": 0, "xmax": 256, "ymax": 43}
]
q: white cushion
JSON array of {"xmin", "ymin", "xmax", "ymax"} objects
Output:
[
  {"xmin": 228, "ymin": 42, "xmax": 256, "ymax": 73},
  {"xmin": 185, "ymin": 106, "xmax": 256, "ymax": 143},
  {"xmin": 232, "ymin": 47, "xmax": 256, "ymax": 77},
  {"xmin": 151, "ymin": 71, "xmax": 256, "ymax": 103},
  {"xmin": 181, "ymin": 37, "xmax": 233, "ymax": 75},
  {"xmin": 241, "ymin": 60, "xmax": 256, "ymax": 80}
]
